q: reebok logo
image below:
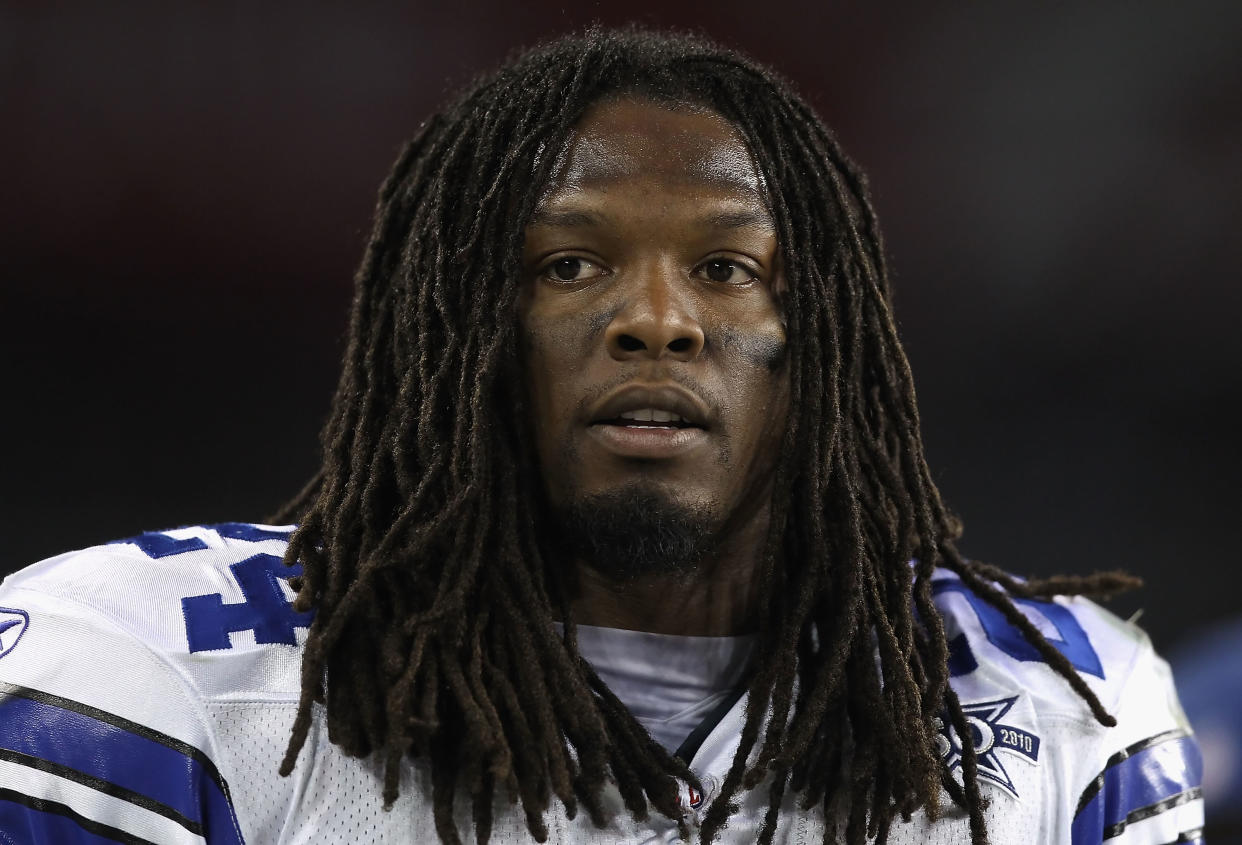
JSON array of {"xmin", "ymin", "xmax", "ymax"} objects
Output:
[{"xmin": 0, "ymin": 608, "xmax": 30, "ymax": 659}]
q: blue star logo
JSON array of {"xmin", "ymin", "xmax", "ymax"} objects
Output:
[{"xmin": 934, "ymin": 696, "xmax": 1040, "ymax": 799}]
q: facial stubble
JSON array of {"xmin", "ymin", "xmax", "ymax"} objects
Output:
[{"xmin": 554, "ymin": 482, "xmax": 722, "ymax": 584}]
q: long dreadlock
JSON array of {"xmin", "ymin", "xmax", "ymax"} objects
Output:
[{"xmin": 274, "ymin": 27, "xmax": 1138, "ymax": 845}]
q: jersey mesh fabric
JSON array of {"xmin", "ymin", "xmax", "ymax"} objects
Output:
[{"xmin": 0, "ymin": 527, "xmax": 1205, "ymax": 844}]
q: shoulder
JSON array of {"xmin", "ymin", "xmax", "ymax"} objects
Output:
[
  {"xmin": 3, "ymin": 522, "xmax": 305, "ymax": 658},
  {"xmin": 0, "ymin": 523, "xmax": 305, "ymax": 844},
  {"xmin": 930, "ymin": 567, "xmax": 1154, "ymax": 715},
  {"xmin": 0, "ymin": 522, "xmax": 311, "ymax": 708},
  {"xmin": 930, "ymin": 568, "xmax": 1203, "ymax": 844}
]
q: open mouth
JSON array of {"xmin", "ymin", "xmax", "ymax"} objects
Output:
[
  {"xmin": 587, "ymin": 404, "xmax": 708, "ymax": 458},
  {"xmin": 594, "ymin": 409, "xmax": 702, "ymax": 430}
]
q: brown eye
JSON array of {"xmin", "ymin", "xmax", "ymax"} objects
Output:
[
  {"xmin": 550, "ymin": 257, "xmax": 585, "ymax": 281},
  {"xmin": 702, "ymin": 260, "xmax": 753, "ymax": 285}
]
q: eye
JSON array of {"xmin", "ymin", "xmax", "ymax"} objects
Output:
[
  {"xmin": 698, "ymin": 258, "xmax": 759, "ymax": 286},
  {"xmin": 543, "ymin": 256, "xmax": 605, "ymax": 283}
]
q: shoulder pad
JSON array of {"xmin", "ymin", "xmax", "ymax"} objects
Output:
[
  {"xmin": 931, "ymin": 568, "xmax": 1152, "ymax": 716},
  {"xmin": 2, "ymin": 523, "xmax": 308, "ymax": 697}
]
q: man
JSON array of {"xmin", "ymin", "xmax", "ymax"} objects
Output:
[{"xmin": 0, "ymin": 28, "xmax": 1202, "ymax": 845}]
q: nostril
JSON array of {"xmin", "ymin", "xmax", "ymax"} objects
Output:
[
  {"xmin": 617, "ymin": 334, "xmax": 645, "ymax": 352},
  {"xmin": 667, "ymin": 337, "xmax": 694, "ymax": 353}
]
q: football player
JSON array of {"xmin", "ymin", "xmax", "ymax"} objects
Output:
[{"xmin": 0, "ymin": 28, "xmax": 1202, "ymax": 845}]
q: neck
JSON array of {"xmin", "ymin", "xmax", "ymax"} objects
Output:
[{"xmin": 569, "ymin": 503, "xmax": 770, "ymax": 636}]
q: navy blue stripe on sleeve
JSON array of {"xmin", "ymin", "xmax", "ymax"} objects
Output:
[
  {"xmin": 1072, "ymin": 729, "xmax": 1203, "ymax": 844},
  {"xmin": 0, "ymin": 787, "xmax": 155, "ymax": 845},
  {"xmin": 0, "ymin": 747, "xmax": 201, "ymax": 834},
  {"xmin": 0, "ymin": 684, "xmax": 242, "ymax": 845}
]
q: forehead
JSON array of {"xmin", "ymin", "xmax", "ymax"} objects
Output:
[{"xmin": 540, "ymin": 97, "xmax": 766, "ymax": 202}]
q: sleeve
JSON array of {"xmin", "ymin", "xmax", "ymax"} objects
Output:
[
  {"xmin": 0, "ymin": 584, "xmax": 246, "ymax": 845},
  {"xmin": 1069, "ymin": 634, "xmax": 1205, "ymax": 845}
]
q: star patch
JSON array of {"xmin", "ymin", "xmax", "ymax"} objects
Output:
[{"xmin": 934, "ymin": 695, "xmax": 1040, "ymax": 799}]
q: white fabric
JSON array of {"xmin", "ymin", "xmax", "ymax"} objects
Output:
[
  {"xmin": 0, "ymin": 524, "xmax": 1204, "ymax": 844},
  {"xmin": 570, "ymin": 622, "xmax": 755, "ymax": 753}
]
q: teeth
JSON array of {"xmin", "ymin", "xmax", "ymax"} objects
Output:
[{"xmin": 618, "ymin": 408, "xmax": 685, "ymax": 423}]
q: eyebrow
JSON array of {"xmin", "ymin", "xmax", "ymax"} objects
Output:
[
  {"xmin": 703, "ymin": 209, "xmax": 775, "ymax": 230},
  {"xmin": 526, "ymin": 207, "xmax": 775, "ymax": 230},
  {"xmin": 526, "ymin": 209, "xmax": 604, "ymax": 228}
]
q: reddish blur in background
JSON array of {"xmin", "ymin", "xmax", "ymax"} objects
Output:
[{"xmin": 2, "ymin": 0, "xmax": 1239, "ymax": 726}]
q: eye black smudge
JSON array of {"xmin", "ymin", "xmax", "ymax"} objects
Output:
[
  {"xmin": 718, "ymin": 326, "xmax": 787, "ymax": 372},
  {"xmin": 585, "ymin": 302, "xmax": 624, "ymax": 342}
]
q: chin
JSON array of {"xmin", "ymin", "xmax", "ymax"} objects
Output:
[{"xmin": 551, "ymin": 482, "xmax": 721, "ymax": 583}]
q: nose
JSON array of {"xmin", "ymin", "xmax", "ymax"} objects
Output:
[{"xmin": 605, "ymin": 262, "xmax": 705, "ymax": 361}]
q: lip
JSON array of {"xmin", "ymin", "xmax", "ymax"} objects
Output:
[
  {"xmin": 588, "ymin": 383, "xmax": 713, "ymax": 429},
  {"xmin": 586, "ymin": 422, "xmax": 710, "ymax": 459}
]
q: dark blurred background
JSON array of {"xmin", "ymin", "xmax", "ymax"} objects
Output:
[{"xmin": 2, "ymin": 0, "xmax": 1240, "ymax": 812}]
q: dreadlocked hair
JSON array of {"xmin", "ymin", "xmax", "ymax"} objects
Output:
[{"xmin": 274, "ymin": 27, "xmax": 1139, "ymax": 845}]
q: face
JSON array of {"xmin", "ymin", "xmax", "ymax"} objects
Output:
[{"xmin": 519, "ymin": 97, "xmax": 790, "ymax": 569}]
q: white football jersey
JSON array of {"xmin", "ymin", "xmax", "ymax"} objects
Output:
[{"xmin": 0, "ymin": 524, "xmax": 1203, "ymax": 844}]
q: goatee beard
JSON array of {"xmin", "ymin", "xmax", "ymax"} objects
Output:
[{"xmin": 554, "ymin": 485, "xmax": 718, "ymax": 583}]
